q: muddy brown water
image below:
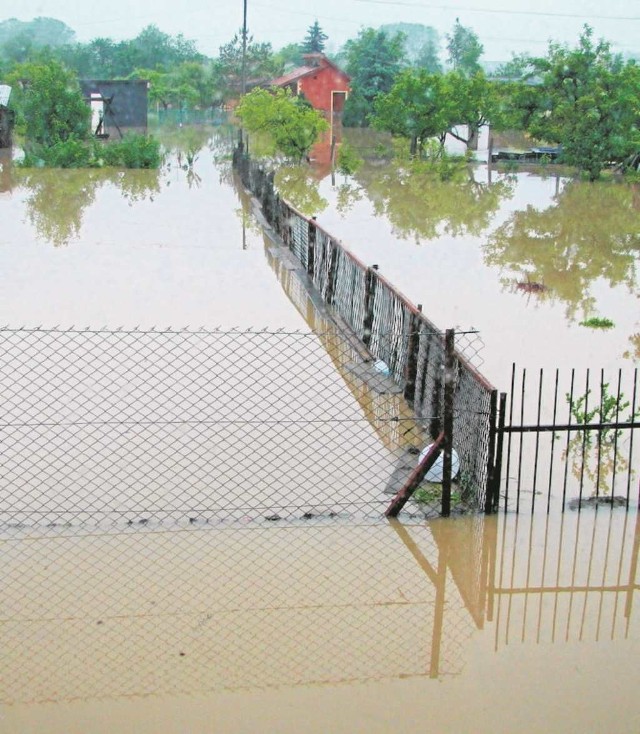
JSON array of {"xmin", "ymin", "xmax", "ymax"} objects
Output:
[
  {"xmin": 1, "ymin": 512, "xmax": 638, "ymax": 733},
  {"xmin": 0, "ymin": 130, "xmax": 638, "ymax": 731}
]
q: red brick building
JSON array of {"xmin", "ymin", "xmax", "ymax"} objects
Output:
[{"xmin": 270, "ymin": 53, "xmax": 350, "ymax": 118}]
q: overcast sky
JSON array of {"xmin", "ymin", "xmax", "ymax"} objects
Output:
[{"xmin": 2, "ymin": 0, "xmax": 638, "ymax": 61}]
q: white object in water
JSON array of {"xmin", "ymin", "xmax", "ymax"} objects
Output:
[
  {"xmin": 374, "ymin": 359, "xmax": 390, "ymax": 376},
  {"xmin": 418, "ymin": 443, "xmax": 460, "ymax": 483},
  {"xmin": 0, "ymin": 85, "xmax": 11, "ymax": 107}
]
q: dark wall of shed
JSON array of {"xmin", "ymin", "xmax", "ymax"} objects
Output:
[
  {"xmin": 80, "ymin": 80, "xmax": 148, "ymax": 137},
  {"xmin": 0, "ymin": 107, "xmax": 14, "ymax": 148}
]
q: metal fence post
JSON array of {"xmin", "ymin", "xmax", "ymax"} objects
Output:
[
  {"xmin": 442, "ymin": 329, "xmax": 456, "ymax": 517},
  {"xmin": 485, "ymin": 389, "xmax": 498, "ymax": 514},
  {"xmin": 403, "ymin": 306, "xmax": 421, "ymax": 405},
  {"xmin": 362, "ymin": 264, "xmax": 379, "ymax": 348},
  {"xmin": 307, "ymin": 218, "xmax": 316, "ymax": 277}
]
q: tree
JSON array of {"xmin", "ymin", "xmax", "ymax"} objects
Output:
[
  {"xmin": 372, "ymin": 70, "xmax": 454, "ymax": 155},
  {"xmin": 342, "ymin": 28, "xmax": 406, "ymax": 126},
  {"xmin": 415, "ymin": 37, "xmax": 442, "ymax": 74},
  {"xmin": 302, "ymin": 21, "xmax": 328, "ymax": 54},
  {"xmin": 9, "ymin": 60, "xmax": 90, "ymax": 147},
  {"xmin": 236, "ymin": 87, "xmax": 328, "ymax": 160},
  {"xmin": 274, "ymin": 42, "xmax": 304, "ymax": 71},
  {"xmin": 444, "ymin": 71, "xmax": 498, "ymax": 149},
  {"xmin": 446, "ymin": 19, "xmax": 483, "ymax": 76},
  {"xmin": 524, "ymin": 26, "xmax": 640, "ymax": 179},
  {"xmin": 372, "ymin": 68, "xmax": 498, "ymax": 153},
  {"xmin": 213, "ymin": 31, "xmax": 281, "ymax": 103}
]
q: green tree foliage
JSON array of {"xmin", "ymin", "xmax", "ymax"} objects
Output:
[
  {"xmin": 446, "ymin": 19, "xmax": 483, "ymax": 76},
  {"xmin": 213, "ymin": 31, "xmax": 281, "ymax": 103},
  {"xmin": 372, "ymin": 70, "xmax": 453, "ymax": 154},
  {"xmin": 522, "ymin": 27, "xmax": 640, "ymax": 180},
  {"xmin": 236, "ymin": 87, "xmax": 328, "ymax": 160},
  {"xmin": 302, "ymin": 21, "xmax": 328, "ymax": 54},
  {"xmin": 444, "ymin": 71, "xmax": 498, "ymax": 148},
  {"xmin": 372, "ymin": 69, "xmax": 498, "ymax": 153},
  {"xmin": 274, "ymin": 43, "xmax": 305, "ymax": 71},
  {"xmin": 379, "ymin": 22, "xmax": 441, "ymax": 71},
  {"xmin": 342, "ymin": 28, "xmax": 406, "ymax": 127},
  {"xmin": 9, "ymin": 60, "xmax": 90, "ymax": 147}
]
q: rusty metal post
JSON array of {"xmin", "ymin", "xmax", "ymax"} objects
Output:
[
  {"xmin": 385, "ymin": 432, "xmax": 445, "ymax": 518},
  {"xmin": 403, "ymin": 306, "xmax": 422, "ymax": 405},
  {"xmin": 485, "ymin": 389, "xmax": 498, "ymax": 514},
  {"xmin": 307, "ymin": 218, "xmax": 316, "ymax": 277},
  {"xmin": 442, "ymin": 329, "xmax": 456, "ymax": 517},
  {"xmin": 362, "ymin": 264, "xmax": 379, "ymax": 347}
]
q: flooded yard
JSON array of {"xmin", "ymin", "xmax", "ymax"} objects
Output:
[
  {"xmin": 0, "ymin": 127, "xmax": 639, "ymax": 732},
  {"xmin": 277, "ymin": 131, "xmax": 640, "ymax": 389},
  {"xmin": 2, "ymin": 511, "xmax": 639, "ymax": 733}
]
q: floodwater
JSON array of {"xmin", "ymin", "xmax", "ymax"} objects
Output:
[
  {"xmin": 278, "ymin": 130, "xmax": 640, "ymax": 391},
  {"xmin": 1, "ymin": 128, "xmax": 639, "ymax": 731},
  {"xmin": 2, "ymin": 511, "xmax": 639, "ymax": 733}
]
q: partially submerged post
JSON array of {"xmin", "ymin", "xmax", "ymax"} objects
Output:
[{"xmin": 0, "ymin": 85, "xmax": 14, "ymax": 149}]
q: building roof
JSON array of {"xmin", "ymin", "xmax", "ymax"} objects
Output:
[
  {"xmin": 271, "ymin": 65, "xmax": 317, "ymax": 87},
  {"xmin": 270, "ymin": 54, "xmax": 350, "ymax": 88}
]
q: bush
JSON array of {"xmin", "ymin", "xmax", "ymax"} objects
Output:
[
  {"xmin": 101, "ymin": 134, "xmax": 163, "ymax": 169},
  {"xmin": 19, "ymin": 134, "xmax": 163, "ymax": 169}
]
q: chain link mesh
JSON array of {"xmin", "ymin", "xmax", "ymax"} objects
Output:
[{"xmin": 0, "ymin": 326, "xmax": 496, "ymax": 533}]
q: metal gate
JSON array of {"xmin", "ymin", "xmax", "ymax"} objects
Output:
[{"xmin": 489, "ymin": 366, "xmax": 639, "ymax": 514}]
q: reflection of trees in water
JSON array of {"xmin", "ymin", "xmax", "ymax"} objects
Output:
[
  {"xmin": 351, "ymin": 162, "xmax": 515, "ymax": 243},
  {"xmin": 274, "ymin": 166, "xmax": 329, "ymax": 217},
  {"xmin": 14, "ymin": 168, "xmax": 161, "ymax": 247},
  {"xmin": 485, "ymin": 181, "xmax": 640, "ymax": 322}
]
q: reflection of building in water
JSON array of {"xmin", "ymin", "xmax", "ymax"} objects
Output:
[
  {"xmin": 2, "ymin": 511, "xmax": 637, "ymax": 704},
  {"xmin": 0, "ymin": 149, "xmax": 12, "ymax": 193}
]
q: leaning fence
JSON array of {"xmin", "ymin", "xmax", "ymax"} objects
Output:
[{"xmin": 234, "ymin": 148, "xmax": 497, "ymax": 513}]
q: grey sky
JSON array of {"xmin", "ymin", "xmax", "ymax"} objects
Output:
[{"xmin": 2, "ymin": 0, "xmax": 638, "ymax": 60}]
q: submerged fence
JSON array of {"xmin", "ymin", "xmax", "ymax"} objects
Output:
[{"xmin": 234, "ymin": 149, "xmax": 497, "ymax": 514}]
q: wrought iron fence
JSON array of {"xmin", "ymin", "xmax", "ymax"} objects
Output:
[
  {"xmin": 0, "ymin": 326, "xmax": 492, "ymax": 535},
  {"xmin": 495, "ymin": 365, "xmax": 640, "ymax": 514}
]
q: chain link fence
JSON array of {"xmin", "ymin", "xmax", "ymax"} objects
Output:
[
  {"xmin": 234, "ymin": 150, "xmax": 496, "ymax": 511},
  {"xmin": 0, "ymin": 326, "xmax": 495, "ymax": 535}
]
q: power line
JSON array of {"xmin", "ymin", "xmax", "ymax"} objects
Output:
[{"xmin": 352, "ymin": 0, "xmax": 640, "ymax": 21}]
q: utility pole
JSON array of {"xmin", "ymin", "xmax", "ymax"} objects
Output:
[{"xmin": 241, "ymin": 0, "xmax": 248, "ymax": 96}]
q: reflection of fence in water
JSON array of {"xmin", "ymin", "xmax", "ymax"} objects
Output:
[
  {"xmin": 2, "ymin": 510, "xmax": 637, "ymax": 703},
  {"xmin": 1, "ymin": 522, "xmax": 482, "ymax": 703},
  {"xmin": 491, "ymin": 511, "xmax": 640, "ymax": 647}
]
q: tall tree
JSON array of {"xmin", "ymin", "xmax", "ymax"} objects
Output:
[
  {"xmin": 302, "ymin": 21, "xmax": 328, "ymax": 54},
  {"xmin": 213, "ymin": 31, "xmax": 280, "ymax": 103},
  {"xmin": 524, "ymin": 26, "xmax": 640, "ymax": 179},
  {"xmin": 446, "ymin": 19, "xmax": 483, "ymax": 76},
  {"xmin": 342, "ymin": 28, "xmax": 405, "ymax": 127}
]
